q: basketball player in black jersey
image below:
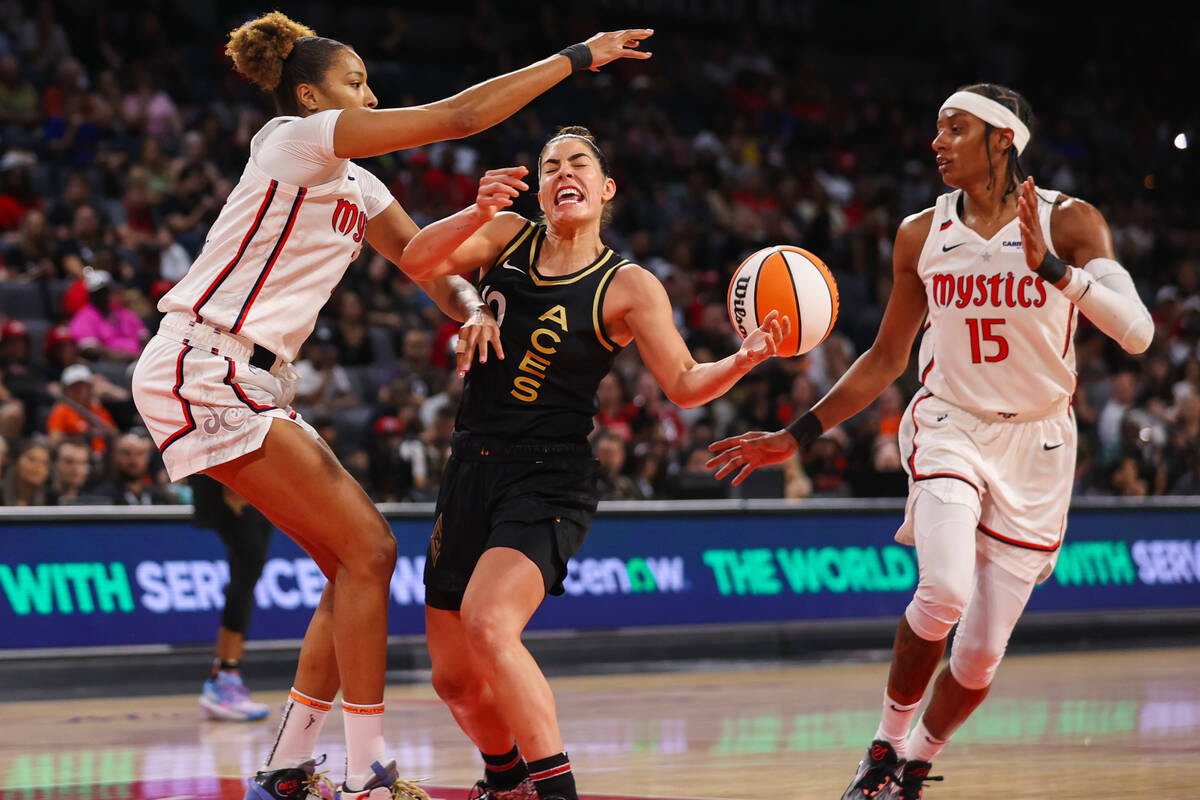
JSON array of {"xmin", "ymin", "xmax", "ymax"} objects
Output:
[{"xmin": 398, "ymin": 127, "xmax": 788, "ymax": 800}]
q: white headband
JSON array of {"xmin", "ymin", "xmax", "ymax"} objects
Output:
[{"xmin": 940, "ymin": 91, "xmax": 1030, "ymax": 155}]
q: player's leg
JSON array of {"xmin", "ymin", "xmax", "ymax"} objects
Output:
[
  {"xmin": 201, "ymin": 489, "xmax": 273, "ymax": 721},
  {"xmin": 427, "ymin": 606, "xmax": 534, "ymax": 799},
  {"xmin": 459, "ymin": 544, "xmax": 576, "ymax": 800},
  {"xmin": 897, "ymin": 551, "xmax": 1037, "ymax": 796},
  {"xmin": 842, "ymin": 486, "xmax": 979, "ymax": 800},
  {"xmin": 206, "ymin": 418, "xmax": 403, "ymax": 795}
]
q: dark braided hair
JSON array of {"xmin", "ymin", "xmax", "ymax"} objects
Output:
[
  {"xmin": 226, "ymin": 12, "xmax": 350, "ymax": 117},
  {"xmin": 958, "ymin": 83, "xmax": 1033, "ymax": 201}
]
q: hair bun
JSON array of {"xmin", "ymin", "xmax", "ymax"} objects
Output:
[{"xmin": 226, "ymin": 11, "xmax": 316, "ymax": 91}]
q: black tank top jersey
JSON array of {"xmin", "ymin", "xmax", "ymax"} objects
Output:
[{"xmin": 456, "ymin": 220, "xmax": 627, "ymax": 443}]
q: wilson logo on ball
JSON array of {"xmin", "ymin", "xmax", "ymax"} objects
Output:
[{"xmin": 726, "ymin": 245, "xmax": 839, "ymax": 357}]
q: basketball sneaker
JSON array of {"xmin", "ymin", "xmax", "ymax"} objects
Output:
[
  {"xmin": 466, "ymin": 777, "xmax": 537, "ymax": 800},
  {"xmin": 243, "ymin": 757, "xmax": 339, "ymax": 800},
  {"xmin": 201, "ymin": 671, "xmax": 271, "ymax": 721},
  {"xmin": 886, "ymin": 759, "xmax": 943, "ymax": 800},
  {"xmin": 840, "ymin": 740, "xmax": 902, "ymax": 799},
  {"xmin": 340, "ymin": 760, "xmax": 430, "ymax": 800}
]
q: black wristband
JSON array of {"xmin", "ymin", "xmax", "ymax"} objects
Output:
[
  {"xmin": 1035, "ymin": 250, "xmax": 1069, "ymax": 284},
  {"xmin": 785, "ymin": 411, "xmax": 823, "ymax": 448},
  {"xmin": 558, "ymin": 43, "xmax": 592, "ymax": 72}
]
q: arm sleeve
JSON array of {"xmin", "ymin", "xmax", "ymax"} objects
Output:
[
  {"xmin": 355, "ymin": 166, "xmax": 396, "ymax": 219},
  {"xmin": 1059, "ymin": 258, "xmax": 1154, "ymax": 354},
  {"xmin": 253, "ymin": 110, "xmax": 345, "ymax": 186}
]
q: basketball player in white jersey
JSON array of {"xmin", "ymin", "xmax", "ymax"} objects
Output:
[
  {"xmin": 706, "ymin": 83, "xmax": 1153, "ymax": 799},
  {"xmin": 130, "ymin": 12, "xmax": 653, "ymax": 800}
]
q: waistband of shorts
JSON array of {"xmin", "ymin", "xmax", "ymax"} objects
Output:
[
  {"xmin": 451, "ymin": 431, "xmax": 592, "ymax": 461},
  {"xmin": 948, "ymin": 393, "xmax": 1072, "ymax": 423},
  {"xmin": 157, "ymin": 312, "xmax": 285, "ymax": 373}
]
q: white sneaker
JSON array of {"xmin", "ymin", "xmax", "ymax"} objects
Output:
[{"xmin": 200, "ymin": 671, "xmax": 271, "ymax": 721}]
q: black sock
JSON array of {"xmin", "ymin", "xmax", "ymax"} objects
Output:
[
  {"xmin": 482, "ymin": 745, "xmax": 528, "ymax": 791},
  {"xmin": 527, "ymin": 753, "xmax": 576, "ymax": 800},
  {"xmin": 211, "ymin": 657, "xmax": 240, "ymax": 677}
]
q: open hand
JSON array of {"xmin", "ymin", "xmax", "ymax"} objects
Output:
[
  {"xmin": 706, "ymin": 429, "xmax": 797, "ymax": 485},
  {"xmin": 455, "ymin": 305, "xmax": 504, "ymax": 378},
  {"xmin": 475, "ymin": 166, "xmax": 529, "ymax": 222},
  {"xmin": 1016, "ymin": 176, "xmax": 1047, "ymax": 272},
  {"xmin": 585, "ymin": 29, "xmax": 654, "ymax": 70},
  {"xmin": 734, "ymin": 309, "xmax": 790, "ymax": 369}
]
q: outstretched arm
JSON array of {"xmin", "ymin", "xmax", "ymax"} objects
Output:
[
  {"xmin": 612, "ymin": 265, "xmax": 787, "ymax": 409},
  {"xmin": 1017, "ymin": 177, "xmax": 1153, "ymax": 354},
  {"xmin": 333, "ymin": 30, "xmax": 653, "ymax": 158},
  {"xmin": 707, "ymin": 211, "xmax": 932, "ymax": 484}
]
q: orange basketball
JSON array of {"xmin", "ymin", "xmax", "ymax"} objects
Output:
[{"xmin": 726, "ymin": 245, "xmax": 839, "ymax": 357}]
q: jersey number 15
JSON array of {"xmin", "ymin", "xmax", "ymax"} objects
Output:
[{"xmin": 965, "ymin": 318, "xmax": 1009, "ymax": 363}]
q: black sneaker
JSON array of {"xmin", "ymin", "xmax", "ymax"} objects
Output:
[
  {"xmin": 888, "ymin": 759, "xmax": 943, "ymax": 800},
  {"xmin": 467, "ymin": 777, "xmax": 537, "ymax": 800},
  {"xmin": 243, "ymin": 757, "xmax": 338, "ymax": 800},
  {"xmin": 841, "ymin": 740, "xmax": 902, "ymax": 799}
]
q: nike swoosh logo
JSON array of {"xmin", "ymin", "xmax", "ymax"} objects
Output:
[
  {"xmin": 941, "ymin": 242, "xmax": 966, "ymax": 252},
  {"xmin": 936, "ymin": 414, "xmax": 948, "ymax": 422},
  {"xmin": 501, "ymin": 260, "xmax": 525, "ymax": 273},
  {"xmin": 1043, "ymin": 442, "xmax": 1064, "ymax": 450}
]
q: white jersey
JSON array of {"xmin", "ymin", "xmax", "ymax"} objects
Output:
[
  {"xmin": 915, "ymin": 188, "xmax": 1076, "ymax": 419},
  {"xmin": 159, "ymin": 110, "xmax": 393, "ymax": 363}
]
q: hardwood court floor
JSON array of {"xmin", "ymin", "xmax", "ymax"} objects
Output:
[{"xmin": 0, "ymin": 646, "xmax": 1197, "ymax": 799}]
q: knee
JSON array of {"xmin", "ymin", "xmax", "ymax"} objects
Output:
[
  {"xmin": 431, "ymin": 664, "xmax": 488, "ymax": 708},
  {"xmin": 342, "ymin": 515, "xmax": 396, "ymax": 583},
  {"xmin": 459, "ymin": 605, "xmax": 521, "ymax": 663},
  {"xmin": 906, "ymin": 573, "xmax": 972, "ymax": 641},
  {"xmin": 949, "ymin": 639, "xmax": 1006, "ymax": 690}
]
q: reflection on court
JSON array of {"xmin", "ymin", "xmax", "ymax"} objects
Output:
[{"xmin": 1, "ymin": 647, "xmax": 1197, "ymax": 799}]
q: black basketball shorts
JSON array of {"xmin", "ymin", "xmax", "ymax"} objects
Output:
[{"xmin": 423, "ymin": 434, "xmax": 600, "ymax": 611}]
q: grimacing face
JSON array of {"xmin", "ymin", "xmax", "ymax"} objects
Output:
[{"xmin": 537, "ymin": 137, "xmax": 616, "ymax": 230}]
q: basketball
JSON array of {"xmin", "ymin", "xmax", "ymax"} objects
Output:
[{"xmin": 726, "ymin": 245, "xmax": 839, "ymax": 357}]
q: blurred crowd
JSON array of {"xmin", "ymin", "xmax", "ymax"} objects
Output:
[{"xmin": 0, "ymin": 1, "xmax": 1196, "ymax": 506}]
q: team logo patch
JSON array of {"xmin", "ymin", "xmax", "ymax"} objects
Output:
[
  {"xmin": 201, "ymin": 406, "xmax": 250, "ymax": 434},
  {"xmin": 870, "ymin": 743, "xmax": 889, "ymax": 761},
  {"xmin": 275, "ymin": 778, "xmax": 300, "ymax": 796},
  {"xmin": 429, "ymin": 513, "xmax": 444, "ymax": 565}
]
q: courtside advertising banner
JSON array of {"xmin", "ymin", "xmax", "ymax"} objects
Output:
[{"xmin": 0, "ymin": 501, "xmax": 1197, "ymax": 649}]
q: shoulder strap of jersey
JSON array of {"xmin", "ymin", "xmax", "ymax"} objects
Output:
[
  {"xmin": 592, "ymin": 257, "xmax": 629, "ymax": 352},
  {"xmin": 914, "ymin": 191, "xmax": 956, "ymax": 275},
  {"xmin": 488, "ymin": 218, "xmax": 537, "ymax": 272},
  {"xmin": 1038, "ymin": 188, "xmax": 1062, "ymax": 259}
]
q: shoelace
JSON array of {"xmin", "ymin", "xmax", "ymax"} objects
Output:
[
  {"xmin": 897, "ymin": 772, "xmax": 943, "ymax": 800},
  {"xmin": 384, "ymin": 777, "xmax": 430, "ymax": 800},
  {"xmin": 302, "ymin": 770, "xmax": 341, "ymax": 800},
  {"xmin": 853, "ymin": 764, "xmax": 895, "ymax": 796}
]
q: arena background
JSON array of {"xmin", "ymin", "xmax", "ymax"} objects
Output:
[{"xmin": 0, "ymin": 0, "xmax": 1197, "ymax": 686}]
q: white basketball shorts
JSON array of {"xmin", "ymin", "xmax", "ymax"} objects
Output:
[
  {"xmin": 896, "ymin": 388, "xmax": 1077, "ymax": 583},
  {"xmin": 132, "ymin": 314, "xmax": 318, "ymax": 481}
]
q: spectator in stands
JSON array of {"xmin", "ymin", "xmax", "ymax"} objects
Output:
[
  {"xmin": 2, "ymin": 207, "xmax": 55, "ymax": 277},
  {"xmin": 330, "ymin": 289, "xmax": 376, "ymax": 366},
  {"xmin": 594, "ymin": 372, "xmax": 635, "ymax": 441},
  {"xmin": 18, "ymin": 0, "xmax": 72, "ymax": 79},
  {"xmin": 92, "ymin": 431, "xmax": 173, "ymax": 504},
  {"xmin": 1097, "ymin": 371, "xmax": 1138, "ymax": 450},
  {"xmin": 366, "ymin": 414, "xmax": 428, "ymax": 502},
  {"xmin": 0, "ymin": 438, "xmax": 50, "ymax": 505},
  {"xmin": 121, "ymin": 64, "xmax": 181, "ymax": 140},
  {"xmin": 0, "ymin": 55, "xmax": 39, "ymax": 131},
  {"xmin": 42, "ymin": 323, "xmax": 77, "ymax": 380},
  {"xmin": 0, "ymin": 153, "xmax": 42, "ymax": 231},
  {"xmin": 47, "ymin": 437, "xmax": 91, "ymax": 504},
  {"xmin": 0, "ymin": 319, "xmax": 42, "ymax": 433},
  {"xmin": 45, "ymin": 363, "xmax": 117, "ymax": 453},
  {"xmin": 399, "ymin": 327, "xmax": 438, "ymax": 398},
  {"xmin": 294, "ymin": 325, "xmax": 356, "ymax": 419},
  {"xmin": 68, "ymin": 267, "xmax": 147, "ymax": 362},
  {"xmin": 595, "ymin": 430, "xmax": 639, "ymax": 500}
]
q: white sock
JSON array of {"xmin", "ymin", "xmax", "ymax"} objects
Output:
[
  {"xmin": 874, "ymin": 690, "xmax": 921, "ymax": 758},
  {"xmin": 265, "ymin": 688, "xmax": 333, "ymax": 769},
  {"xmin": 906, "ymin": 717, "xmax": 948, "ymax": 763},
  {"xmin": 342, "ymin": 700, "xmax": 387, "ymax": 789}
]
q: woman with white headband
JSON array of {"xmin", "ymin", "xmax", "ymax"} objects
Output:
[
  {"xmin": 399, "ymin": 125, "xmax": 787, "ymax": 800},
  {"xmin": 707, "ymin": 82, "xmax": 1153, "ymax": 799}
]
